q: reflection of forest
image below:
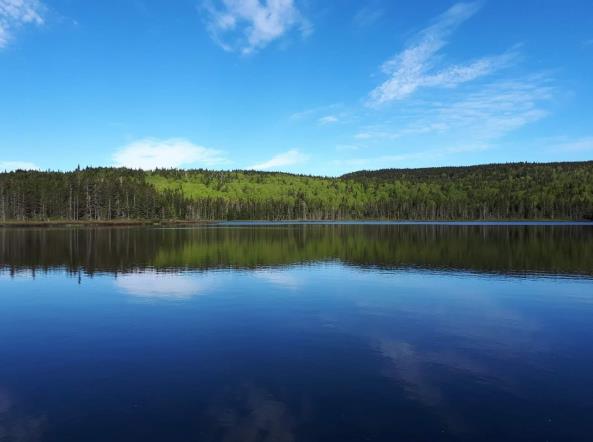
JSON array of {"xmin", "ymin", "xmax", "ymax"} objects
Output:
[{"xmin": 1, "ymin": 225, "xmax": 592, "ymax": 276}]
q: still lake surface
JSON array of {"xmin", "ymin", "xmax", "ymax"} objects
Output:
[{"xmin": 1, "ymin": 223, "xmax": 592, "ymax": 441}]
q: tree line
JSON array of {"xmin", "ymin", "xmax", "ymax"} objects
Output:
[{"xmin": 1, "ymin": 161, "xmax": 592, "ymax": 222}]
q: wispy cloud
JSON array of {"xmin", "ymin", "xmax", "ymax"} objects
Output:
[
  {"xmin": 355, "ymin": 121, "xmax": 450, "ymax": 141},
  {"xmin": 548, "ymin": 136, "xmax": 593, "ymax": 152},
  {"xmin": 113, "ymin": 138, "xmax": 227, "ymax": 170},
  {"xmin": 290, "ymin": 103, "xmax": 344, "ymax": 122},
  {"xmin": 248, "ymin": 148, "xmax": 308, "ymax": 170},
  {"xmin": 360, "ymin": 75, "xmax": 552, "ymax": 144},
  {"xmin": 336, "ymin": 144, "xmax": 360, "ymax": 151},
  {"xmin": 318, "ymin": 115, "xmax": 339, "ymax": 125},
  {"xmin": 291, "ymin": 103, "xmax": 354, "ymax": 128},
  {"xmin": 203, "ymin": 0, "xmax": 311, "ymax": 55},
  {"xmin": 335, "ymin": 143, "xmax": 489, "ymax": 169},
  {"xmin": 367, "ymin": 2, "xmax": 516, "ymax": 106},
  {"xmin": 346, "ymin": 74, "xmax": 553, "ymax": 169},
  {"xmin": 353, "ymin": 6, "xmax": 383, "ymax": 28},
  {"xmin": 0, "ymin": 0, "xmax": 44, "ymax": 48},
  {"xmin": 437, "ymin": 77, "xmax": 551, "ymax": 140},
  {"xmin": 0, "ymin": 160, "xmax": 39, "ymax": 171}
]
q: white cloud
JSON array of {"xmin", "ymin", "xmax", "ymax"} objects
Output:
[
  {"xmin": 0, "ymin": 0, "xmax": 44, "ymax": 48},
  {"xmin": 0, "ymin": 160, "xmax": 39, "ymax": 171},
  {"xmin": 113, "ymin": 138, "xmax": 227, "ymax": 170},
  {"xmin": 368, "ymin": 2, "xmax": 516, "ymax": 106},
  {"xmin": 318, "ymin": 115, "xmax": 339, "ymax": 125},
  {"xmin": 248, "ymin": 148, "xmax": 308, "ymax": 170},
  {"xmin": 204, "ymin": 0, "xmax": 310, "ymax": 54}
]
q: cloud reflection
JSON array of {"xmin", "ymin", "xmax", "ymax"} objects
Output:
[
  {"xmin": 114, "ymin": 271, "xmax": 207, "ymax": 300},
  {"xmin": 208, "ymin": 384, "xmax": 295, "ymax": 442},
  {"xmin": 252, "ymin": 269, "xmax": 300, "ymax": 289},
  {"xmin": 0, "ymin": 388, "xmax": 46, "ymax": 442},
  {"xmin": 331, "ymin": 271, "xmax": 550, "ymax": 434}
]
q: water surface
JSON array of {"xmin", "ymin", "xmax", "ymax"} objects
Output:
[{"xmin": 1, "ymin": 223, "xmax": 592, "ymax": 441}]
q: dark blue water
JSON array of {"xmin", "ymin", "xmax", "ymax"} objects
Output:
[{"xmin": 1, "ymin": 224, "xmax": 592, "ymax": 441}]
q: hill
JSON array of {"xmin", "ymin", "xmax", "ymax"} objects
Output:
[{"xmin": 1, "ymin": 161, "xmax": 592, "ymax": 222}]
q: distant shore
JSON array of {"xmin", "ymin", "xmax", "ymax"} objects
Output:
[
  {"xmin": 2, "ymin": 162, "xmax": 592, "ymax": 222},
  {"xmin": 1, "ymin": 219, "xmax": 591, "ymax": 228},
  {"xmin": 0, "ymin": 220, "xmax": 215, "ymax": 228}
]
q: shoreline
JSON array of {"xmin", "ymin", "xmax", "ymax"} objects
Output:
[
  {"xmin": 1, "ymin": 219, "xmax": 592, "ymax": 228},
  {"xmin": 0, "ymin": 220, "xmax": 215, "ymax": 228}
]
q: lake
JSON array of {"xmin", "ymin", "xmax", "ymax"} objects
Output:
[{"xmin": 1, "ymin": 223, "xmax": 592, "ymax": 441}]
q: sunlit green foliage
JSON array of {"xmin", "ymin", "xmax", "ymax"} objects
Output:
[{"xmin": 1, "ymin": 161, "xmax": 592, "ymax": 221}]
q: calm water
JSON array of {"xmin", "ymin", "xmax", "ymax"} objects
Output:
[{"xmin": 1, "ymin": 223, "xmax": 592, "ymax": 441}]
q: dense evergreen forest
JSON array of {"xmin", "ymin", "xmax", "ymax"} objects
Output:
[{"xmin": 1, "ymin": 161, "xmax": 592, "ymax": 222}]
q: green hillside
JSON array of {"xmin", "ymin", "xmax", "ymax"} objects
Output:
[{"xmin": 1, "ymin": 161, "xmax": 592, "ymax": 222}]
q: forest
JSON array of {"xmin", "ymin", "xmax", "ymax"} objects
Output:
[{"xmin": 1, "ymin": 161, "xmax": 592, "ymax": 222}]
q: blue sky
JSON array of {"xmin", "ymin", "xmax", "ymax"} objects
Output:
[{"xmin": 0, "ymin": 0, "xmax": 592, "ymax": 176}]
